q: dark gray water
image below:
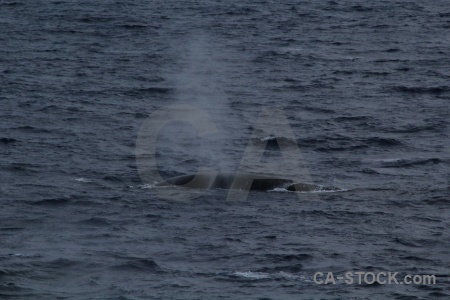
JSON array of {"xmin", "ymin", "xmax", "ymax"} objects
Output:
[{"xmin": 1, "ymin": 0, "xmax": 449, "ymax": 299}]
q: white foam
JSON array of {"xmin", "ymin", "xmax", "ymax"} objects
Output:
[
  {"xmin": 233, "ymin": 271, "xmax": 270, "ymax": 279},
  {"xmin": 274, "ymin": 271, "xmax": 305, "ymax": 280},
  {"xmin": 269, "ymin": 187, "xmax": 289, "ymax": 192},
  {"xmin": 270, "ymin": 186, "xmax": 348, "ymax": 193},
  {"xmin": 139, "ymin": 184, "xmax": 155, "ymax": 189},
  {"xmin": 233, "ymin": 271, "xmax": 305, "ymax": 281},
  {"xmin": 260, "ymin": 136, "xmax": 276, "ymax": 141},
  {"xmin": 75, "ymin": 177, "xmax": 92, "ymax": 183},
  {"xmin": 9, "ymin": 253, "xmax": 40, "ymax": 258},
  {"xmin": 309, "ymin": 187, "xmax": 349, "ymax": 193}
]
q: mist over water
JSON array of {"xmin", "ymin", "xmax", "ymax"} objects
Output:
[{"xmin": 156, "ymin": 35, "xmax": 248, "ymax": 177}]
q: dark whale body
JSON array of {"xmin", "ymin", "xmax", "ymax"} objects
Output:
[{"xmin": 155, "ymin": 172, "xmax": 339, "ymax": 192}]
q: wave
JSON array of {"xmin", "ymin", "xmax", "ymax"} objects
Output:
[
  {"xmin": 261, "ymin": 253, "xmax": 313, "ymax": 262},
  {"xmin": 392, "ymin": 85, "xmax": 450, "ymax": 94},
  {"xmin": 124, "ymin": 87, "xmax": 173, "ymax": 96},
  {"xmin": 119, "ymin": 24, "xmax": 149, "ymax": 29},
  {"xmin": 110, "ymin": 257, "xmax": 163, "ymax": 272},
  {"xmin": 250, "ymin": 136, "xmax": 298, "ymax": 149},
  {"xmin": 0, "ymin": 138, "xmax": 17, "ymax": 144},
  {"xmin": 365, "ymin": 137, "xmax": 403, "ymax": 146},
  {"xmin": 79, "ymin": 217, "xmax": 112, "ymax": 226},
  {"xmin": 382, "ymin": 122, "xmax": 445, "ymax": 133},
  {"xmin": 27, "ymin": 197, "xmax": 71, "ymax": 206},
  {"xmin": 377, "ymin": 158, "xmax": 443, "ymax": 168}
]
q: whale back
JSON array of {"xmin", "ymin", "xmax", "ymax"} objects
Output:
[
  {"xmin": 155, "ymin": 172, "xmax": 293, "ymax": 191},
  {"xmin": 155, "ymin": 172, "xmax": 339, "ymax": 192}
]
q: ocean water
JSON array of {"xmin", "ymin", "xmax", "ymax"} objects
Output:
[{"xmin": 0, "ymin": 0, "xmax": 449, "ymax": 299}]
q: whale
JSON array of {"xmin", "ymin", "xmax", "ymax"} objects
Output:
[{"xmin": 155, "ymin": 172, "xmax": 339, "ymax": 192}]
